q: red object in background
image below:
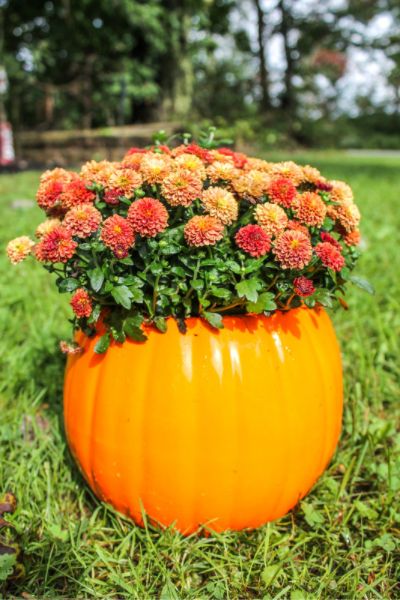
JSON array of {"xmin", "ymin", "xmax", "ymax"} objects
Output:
[{"xmin": 0, "ymin": 121, "xmax": 15, "ymax": 165}]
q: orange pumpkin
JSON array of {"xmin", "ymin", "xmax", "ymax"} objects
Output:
[{"xmin": 64, "ymin": 307, "xmax": 342, "ymax": 534}]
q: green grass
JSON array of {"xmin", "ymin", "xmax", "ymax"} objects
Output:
[{"xmin": 0, "ymin": 154, "xmax": 399, "ymax": 598}]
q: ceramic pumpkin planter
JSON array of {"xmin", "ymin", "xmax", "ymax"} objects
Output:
[{"xmin": 64, "ymin": 307, "xmax": 342, "ymax": 534}]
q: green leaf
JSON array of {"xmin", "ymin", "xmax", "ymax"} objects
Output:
[
  {"xmin": 302, "ymin": 502, "xmax": 325, "ymax": 528},
  {"xmin": 210, "ymin": 287, "xmax": 231, "ymax": 299},
  {"xmin": 247, "ymin": 292, "xmax": 277, "ymax": 314},
  {"xmin": 349, "ymin": 275, "xmax": 375, "ymax": 294},
  {"xmin": 89, "ymin": 267, "xmax": 104, "ymax": 292},
  {"xmin": 203, "ymin": 311, "xmax": 224, "ymax": 329},
  {"xmin": 314, "ymin": 289, "xmax": 333, "ymax": 308},
  {"xmin": 190, "ymin": 279, "xmax": 204, "ymax": 291},
  {"xmin": 0, "ymin": 551, "xmax": 17, "ymax": 582},
  {"xmin": 130, "ymin": 288, "xmax": 144, "ymax": 303},
  {"xmin": 111, "ymin": 285, "xmax": 133, "ymax": 309},
  {"xmin": 94, "ymin": 333, "xmax": 110, "ymax": 354},
  {"xmin": 124, "ymin": 319, "xmax": 147, "ymax": 342},
  {"xmin": 58, "ymin": 278, "xmax": 80, "ymax": 293},
  {"xmin": 235, "ymin": 278, "xmax": 261, "ymax": 302},
  {"xmin": 154, "ymin": 317, "xmax": 167, "ymax": 333},
  {"xmin": 261, "ymin": 564, "xmax": 282, "ymax": 587}
]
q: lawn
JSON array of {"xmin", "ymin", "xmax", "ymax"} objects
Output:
[{"xmin": 0, "ymin": 154, "xmax": 399, "ymax": 598}]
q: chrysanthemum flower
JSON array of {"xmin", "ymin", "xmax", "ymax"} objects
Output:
[
  {"xmin": 6, "ymin": 236, "xmax": 35, "ymax": 264},
  {"xmin": 206, "ymin": 160, "xmax": 238, "ymax": 183},
  {"xmin": 36, "ymin": 172, "xmax": 73, "ymax": 212},
  {"xmin": 70, "ymin": 288, "xmax": 92, "ymax": 318},
  {"xmin": 217, "ymin": 147, "xmax": 248, "ymax": 169},
  {"xmin": 121, "ymin": 152, "xmax": 146, "ymax": 170},
  {"xmin": 173, "ymin": 143, "xmax": 213, "ymax": 163},
  {"xmin": 243, "ymin": 157, "xmax": 273, "ymax": 173},
  {"xmin": 329, "ymin": 180, "xmax": 353, "ymax": 204},
  {"xmin": 235, "ymin": 224, "xmax": 271, "ymax": 258},
  {"xmin": 100, "ymin": 215, "xmax": 135, "ymax": 258},
  {"xmin": 174, "ymin": 153, "xmax": 206, "ymax": 179},
  {"xmin": 271, "ymin": 161, "xmax": 304, "ymax": 185},
  {"xmin": 61, "ymin": 177, "xmax": 96, "ymax": 210},
  {"xmin": 59, "ymin": 340, "xmax": 83, "ymax": 355},
  {"xmin": 35, "ymin": 226, "xmax": 77, "ymax": 263},
  {"xmin": 35, "ymin": 218, "xmax": 61, "ymax": 238},
  {"xmin": 286, "ymin": 220, "xmax": 310, "ymax": 236},
  {"xmin": 161, "ymin": 169, "xmax": 203, "ymax": 206},
  {"xmin": 342, "ymin": 229, "xmax": 361, "ymax": 246},
  {"xmin": 254, "ymin": 202, "xmax": 288, "ymax": 237},
  {"xmin": 232, "ymin": 169, "xmax": 271, "ymax": 199},
  {"xmin": 293, "ymin": 276, "xmax": 315, "ymax": 297},
  {"xmin": 267, "ymin": 176, "xmax": 297, "ymax": 208},
  {"xmin": 107, "ymin": 168, "xmax": 142, "ymax": 197},
  {"xmin": 125, "ymin": 147, "xmax": 147, "ymax": 156},
  {"xmin": 273, "ymin": 230, "xmax": 312, "ymax": 269},
  {"xmin": 201, "ymin": 187, "xmax": 238, "ymax": 225},
  {"xmin": 80, "ymin": 160, "xmax": 116, "ymax": 187},
  {"xmin": 140, "ymin": 152, "xmax": 172, "ymax": 184},
  {"xmin": 64, "ymin": 204, "xmax": 102, "ymax": 238},
  {"xmin": 315, "ymin": 242, "xmax": 345, "ymax": 271},
  {"xmin": 184, "ymin": 215, "xmax": 224, "ymax": 247},
  {"xmin": 40, "ymin": 167, "xmax": 73, "ymax": 185},
  {"xmin": 335, "ymin": 201, "xmax": 361, "ymax": 232},
  {"xmin": 320, "ymin": 231, "xmax": 341, "ymax": 250},
  {"xmin": 301, "ymin": 165, "xmax": 324, "ymax": 186},
  {"xmin": 293, "ymin": 191, "xmax": 327, "ymax": 227},
  {"xmin": 127, "ymin": 197, "xmax": 169, "ymax": 237}
]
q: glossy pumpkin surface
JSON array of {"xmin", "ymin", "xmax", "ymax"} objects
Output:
[{"xmin": 64, "ymin": 307, "xmax": 343, "ymax": 534}]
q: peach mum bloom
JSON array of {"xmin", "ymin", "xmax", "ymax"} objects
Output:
[
  {"xmin": 70, "ymin": 288, "xmax": 92, "ymax": 318},
  {"xmin": 35, "ymin": 226, "xmax": 77, "ymax": 263},
  {"xmin": 273, "ymin": 230, "xmax": 312, "ymax": 269},
  {"xmin": 301, "ymin": 165, "xmax": 325, "ymax": 186},
  {"xmin": 335, "ymin": 201, "xmax": 361, "ymax": 232},
  {"xmin": 235, "ymin": 224, "xmax": 271, "ymax": 258},
  {"xmin": 80, "ymin": 160, "xmax": 117, "ymax": 187},
  {"xmin": 286, "ymin": 220, "xmax": 310, "ymax": 236},
  {"xmin": 6, "ymin": 236, "xmax": 35, "ymax": 264},
  {"xmin": 40, "ymin": 167, "xmax": 73, "ymax": 185},
  {"xmin": 35, "ymin": 218, "xmax": 61, "ymax": 238},
  {"xmin": 206, "ymin": 160, "xmax": 238, "ymax": 183},
  {"xmin": 243, "ymin": 157, "xmax": 273, "ymax": 173},
  {"xmin": 127, "ymin": 197, "xmax": 169, "ymax": 237},
  {"xmin": 174, "ymin": 153, "xmax": 206, "ymax": 179},
  {"xmin": 107, "ymin": 167, "xmax": 142, "ymax": 196},
  {"xmin": 100, "ymin": 215, "xmax": 135, "ymax": 258},
  {"xmin": 64, "ymin": 204, "xmax": 102, "ymax": 238},
  {"xmin": 59, "ymin": 340, "xmax": 83, "ymax": 355},
  {"xmin": 61, "ymin": 176, "xmax": 96, "ymax": 210},
  {"xmin": 184, "ymin": 215, "xmax": 224, "ymax": 247},
  {"xmin": 140, "ymin": 152, "xmax": 172, "ymax": 184},
  {"xmin": 201, "ymin": 187, "xmax": 238, "ymax": 225},
  {"xmin": 161, "ymin": 169, "xmax": 203, "ymax": 207},
  {"xmin": 267, "ymin": 176, "xmax": 297, "ymax": 208},
  {"xmin": 293, "ymin": 191, "xmax": 327, "ymax": 227},
  {"xmin": 121, "ymin": 152, "xmax": 146, "ymax": 170},
  {"xmin": 254, "ymin": 203, "xmax": 288, "ymax": 237},
  {"xmin": 315, "ymin": 242, "xmax": 345, "ymax": 271},
  {"xmin": 342, "ymin": 229, "xmax": 361, "ymax": 246},
  {"xmin": 329, "ymin": 180, "xmax": 353, "ymax": 204},
  {"xmin": 271, "ymin": 161, "xmax": 304, "ymax": 185}
]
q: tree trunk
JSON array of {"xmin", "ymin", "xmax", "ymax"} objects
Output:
[
  {"xmin": 253, "ymin": 0, "xmax": 271, "ymax": 112},
  {"xmin": 278, "ymin": 0, "xmax": 296, "ymax": 113}
]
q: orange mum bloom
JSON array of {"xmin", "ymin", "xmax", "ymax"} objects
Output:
[
  {"xmin": 172, "ymin": 143, "xmax": 213, "ymax": 163},
  {"xmin": 6, "ymin": 236, "xmax": 35, "ymax": 264},
  {"xmin": 35, "ymin": 226, "xmax": 77, "ymax": 263},
  {"xmin": 293, "ymin": 191, "xmax": 327, "ymax": 227},
  {"xmin": 35, "ymin": 218, "xmax": 61, "ymax": 238},
  {"xmin": 80, "ymin": 160, "xmax": 116, "ymax": 186},
  {"xmin": 140, "ymin": 152, "xmax": 172, "ymax": 184},
  {"xmin": 235, "ymin": 224, "xmax": 271, "ymax": 258},
  {"xmin": 174, "ymin": 153, "xmax": 206, "ymax": 179},
  {"xmin": 273, "ymin": 230, "xmax": 312, "ymax": 270},
  {"xmin": 254, "ymin": 203, "xmax": 288, "ymax": 237},
  {"xmin": 335, "ymin": 201, "xmax": 361, "ymax": 232},
  {"xmin": 329, "ymin": 180, "xmax": 353, "ymax": 204},
  {"xmin": 286, "ymin": 220, "xmax": 310, "ymax": 236},
  {"xmin": 271, "ymin": 161, "xmax": 304, "ymax": 185},
  {"xmin": 184, "ymin": 215, "xmax": 224, "ymax": 247},
  {"xmin": 70, "ymin": 288, "xmax": 92, "ymax": 318},
  {"xmin": 267, "ymin": 176, "xmax": 297, "ymax": 209},
  {"xmin": 107, "ymin": 168, "xmax": 142, "ymax": 197},
  {"xmin": 61, "ymin": 177, "xmax": 96, "ymax": 210},
  {"xmin": 161, "ymin": 169, "xmax": 203, "ymax": 207},
  {"xmin": 243, "ymin": 157, "xmax": 273, "ymax": 173},
  {"xmin": 100, "ymin": 215, "xmax": 135, "ymax": 258},
  {"xmin": 206, "ymin": 160, "xmax": 238, "ymax": 183},
  {"xmin": 201, "ymin": 187, "xmax": 238, "ymax": 225},
  {"xmin": 232, "ymin": 170, "xmax": 271, "ymax": 199},
  {"xmin": 342, "ymin": 229, "xmax": 361, "ymax": 246},
  {"xmin": 127, "ymin": 197, "xmax": 169, "ymax": 237},
  {"xmin": 315, "ymin": 242, "xmax": 345, "ymax": 271},
  {"xmin": 36, "ymin": 169, "xmax": 74, "ymax": 212},
  {"xmin": 64, "ymin": 204, "xmax": 102, "ymax": 238}
]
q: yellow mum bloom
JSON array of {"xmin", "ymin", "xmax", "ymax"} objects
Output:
[{"xmin": 202, "ymin": 187, "xmax": 238, "ymax": 225}]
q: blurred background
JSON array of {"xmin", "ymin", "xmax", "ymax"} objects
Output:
[{"xmin": 1, "ymin": 0, "xmax": 400, "ymax": 166}]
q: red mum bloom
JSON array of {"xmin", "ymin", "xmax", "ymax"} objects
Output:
[
  {"xmin": 235, "ymin": 224, "xmax": 271, "ymax": 258},
  {"xmin": 293, "ymin": 276, "xmax": 315, "ymax": 297},
  {"xmin": 61, "ymin": 177, "xmax": 96, "ymax": 209},
  {"xmin": 70, "ymin": 288, "xmax": 92, "ymax": 318},
  {"xmin": 127, "ymin": 197, "xmax": 169, "ymax": 237},
  {"xmin": 267, "ymin": 176, "xmax": 297, "ymax": 208},
  {"xmin": 103, "ymin": 189, "xmax": 122, "ymax": 205},
  {"xmin": 217, "ymin": 147, "xmax": 248, "ymax": 168},
  {"xmin": 315, "ymin": 242, "xmax": 345, "ymax": 271},
  {"xmin": 36, "ymin": 179, "xmax": 64, "ymax": 212},
  {"xmin": 273, "ymin": 230, "xmax": 312, "ymax": 270},
  {"xmin": 173, "ymin": 143, "xmax": 213, "ymax": 163},
  {"xmin": 35, "ymin": 226, "xmax": 77, "ymax": 263},
  {"xmin": 184, "ymin": 216, "xmax": 224, "ymax": 247},
  {"xmin": 125, "ymin": 147, "xmax": 147, "ymax": 156},
  {"xmin": 294, "ymin": 191, "xmax": 327, "ymax": 227},
  {"xmin": 64, "ymin": 204, "xmax": 102, "ymax": 238},
  {"xmin": 320, "ymin": 231, "xmax": 341, "ymax": 250},
  {"xmin": 100, "ymin": 215, "xmax": 135, "ymax": 258}
]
